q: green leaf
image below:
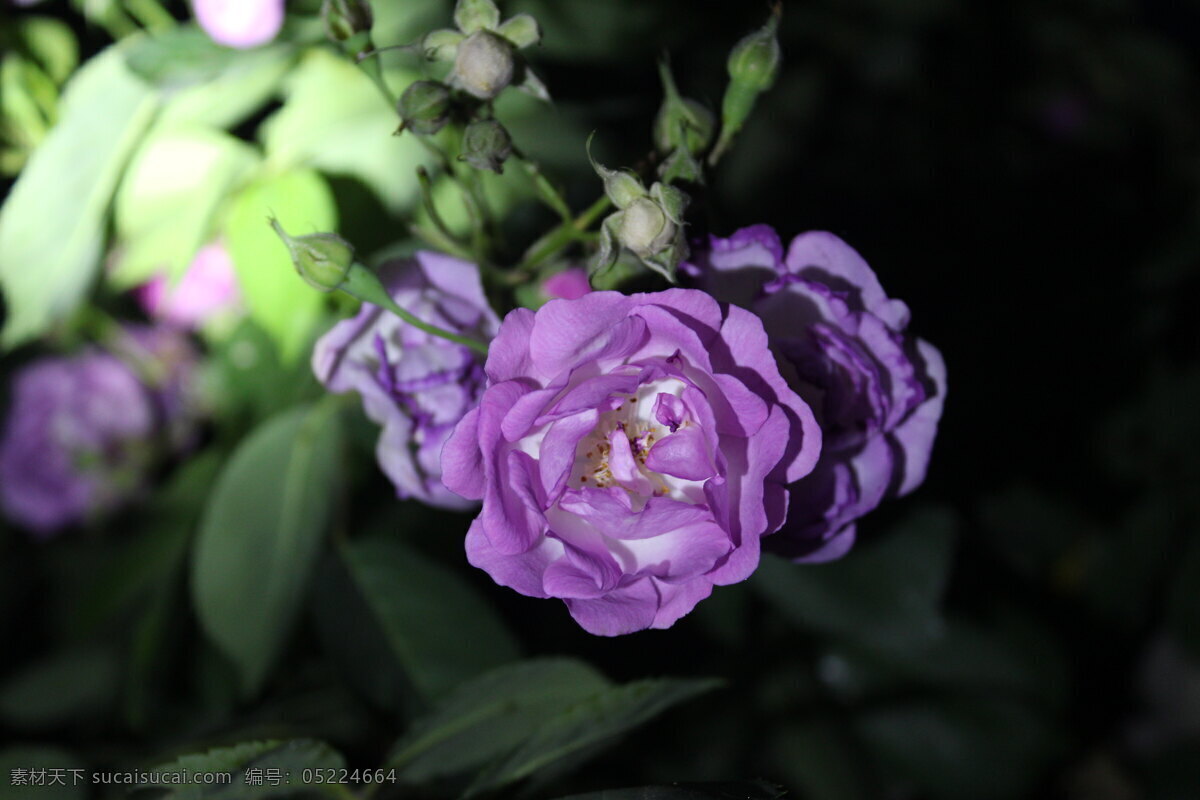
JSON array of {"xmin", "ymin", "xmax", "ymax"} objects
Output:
[
  {"xmin": 192, "ymin": 402, "xmax": 344, "ymax": 697},
  {"xmin": 222, "ymin": 169, "xmax": 335, "ymax": 363},
  {"xmin": 157, "ymin": 44, "xmax": 294, "ymax": 132},
  {"xmin": 386, "ymin": 658, "xmax": 611, "ymax": 779},
  {"xmin": 0, "ymin": 747, "xmax": 86, "ymax": 800},
  {"xmin": 0, "ymin": 44, "xmax": 157, "ymax": 348},
  {"xmin": 125, "ymin": 26, "xmax": 248, "ymax": 88},
  {"xmin": 468, "ymin": 677, "xmax": 722, "ymax": 796},
  {"xmin": 259, "ymin": 49, "xmax": 427, "ymax": 212},
  {"xmin": 751, "ymin": 506, "xmax": 957, "ymax": 652},
  {"xmin": 554, "ymin": 782, "xmax": 787, "ymax": 800},
  {"xmin": 111, "ymin": 125, "xmax": 258, "ymax": 287},
  {"xmin": 146, "ymin": 739, "xmax": 344, "ymax": 799},
  {"xmin": 0, "ymin": 647, "xmax": 119, "ymax": 728},
  {"xmin": 340, "ymin": 534, "xmax": 521, "ymax": 702}
]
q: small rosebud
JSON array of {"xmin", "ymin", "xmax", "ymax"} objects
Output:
[
  {"xmin": 654, "ymin": 62, "xmax": 715, "ymax": 156},
  {"xmin": 460, "ymin": 119, "xmax": 513, "ymax": 173},
  {"xmin": 452, "ymin": 30, "xmax": 516, "ymax": 99},
  {"xmin": 727, "ymin": 11, "xmax": 781, "ymax": 92},
  {"xmin": 619, "ymin": 198, "xmax": 673, "ymax": 257},
  {"xmin": 398, "ymin": 81, "xmax": 452, "ymax": 135},
  {"xmin": 270, "ymin": 219, "xmax": 355, "ymax": 293},
  {"xmin": 321, "ymin": 0, "xmax": 374, "ymax": 43}
]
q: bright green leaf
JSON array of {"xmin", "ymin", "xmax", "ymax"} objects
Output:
[
  {"xmin": 468, "ymin": 677, "xmax": 722, "ymax": 795},
  {"xmin": 18, "ymin": 17, "xmax": 79, "ymax": 85},
  {"xmin": 260, "ymin": 49, "xmax": 427, "ymax": 212},
  {"xmin": 0, "ymin": 44, "xmax": 157, "ymax": 349},
  {"xmin": 112, "ymin": 125, "xmax": 258, "ymax": 288},
  {"xmin": 387, "ymin": 658, "xmax": 610, "ymax": 779},
  {"xmin": 192, "ymin": 402, "xmax": 344, "ymax": 697},
  {"xmin": 222, "ymin": 169, "xmax": 335, "ymax": 363},
  {"xmin": 340, "ymin": 534, "xmax": 521, "ymax": 702}
]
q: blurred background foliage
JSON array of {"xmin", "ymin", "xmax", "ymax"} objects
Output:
[{"xmin": 1, "ymin": 0, "xmax": 1199, "ymax": 798}]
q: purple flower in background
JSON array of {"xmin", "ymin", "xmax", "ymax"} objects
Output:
[
  {"xmin": 136, "ymin": 243, "xmax": 242, "ymax": 330},
  {"xmin": 192, "ymin": 0, "xmax": 284, "ymax": 49},
  {"xmin": 313, "ymin": 252, "xmax": 500, "ymax": 510},
  {"xmin": 541, "ymin": 268, "xmax": 592, "ymax": 301},
  {"xmin": 687, "ymin": 225, "xmax": 946, "ymax": 562},
  {"xmin": 442, "ymin": 289, "xmax": 822, "ymax": 635},
  {"xmin": 0, "ymin": 327, "xmax": 199, "ymax": 535}
]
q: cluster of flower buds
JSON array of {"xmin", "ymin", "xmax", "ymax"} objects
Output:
[
  {"xmin": 422, "ymin": 0, "xmax": 546, "ymax": 101},
  {"xmin": 591, "ymin": 146, "xmax": 690, "ymax": 283}
]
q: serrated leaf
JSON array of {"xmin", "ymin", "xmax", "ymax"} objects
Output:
[
  {"xmin": 112, "ymin": 125, "xmax": 258, "ymax": 288},
  {"xmin": 468, "ymin": 677, "xmax": 722, "ymax": 796},
  {"xmin": 0, "ymin": 44, "xmax": 157, "ymax": 348},
  {"xmin": 386, "ymin": 658, "xmax": 611, "ymax": 780},
  {"xmin": 260, "ymin": 49, "xmax": 427, "ymax": 212},
  {"xmin": 340, "ymin": 534, "xmax": 520, "ymax": 702},
  {"xmin": 193, "ymin": 402, "xmax": 344, "ymax": 697},
  {"xmin": 752, "ymin": 506, "xmax": 957, "ymax": 652},
  {"xmin": 222, "ymin": 169, "xmax": 335, "ymax": 363}
]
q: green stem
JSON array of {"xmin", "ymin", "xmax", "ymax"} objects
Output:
[
  {"xmin": 516, "ymin": 155, "xmax": 572, "ymax": 222},
  {"xmin": 342, "ymin": 262, "xmax": 489, "ymax": 355},
  {"xmin": 520, "ymin": 194, "xmax": 612, "ymax": 272},
  {"xmin": 415, "ymin": 166, "xmax": 472, "ymax": 257}
]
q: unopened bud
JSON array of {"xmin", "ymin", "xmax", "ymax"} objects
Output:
[
  {"xmin": 461, "ymin": 119, "xmax": 512, "ymax": 173},
  {"xmin": 398, "ymin": 81, "xmax": 452, "ymax": 135},
  {"xmin": 454, "ymin": 0, "xmax": 501, "ymax": 35},
  {"xmin": 619, "ymin": 198, "xmax": 673, "ymax": 256},
  {"xmin": 321, "ymin": 0, "xmax": 374, "ymax": 43},
  {"xmin": 727, "ymin": 11, "xmax": 781, "ymax": 92},
  {"xmin": 270, "ymin": 219, "xmax": 355, "ymax": 292},
  {"xmin": 655, "ymin": 98, "xmax": 715, "ymax": 155},
  {"xmin": 452, "ymin": 30, "xmax": 515, "ymax": 99}
]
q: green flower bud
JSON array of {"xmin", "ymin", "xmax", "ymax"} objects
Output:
[
  {"xmin": 321, "ymin": 0, "xmax": 375, "ymax": 43},
  {"xmin": 454, "ymin": 0, "xmax": 501, "ymax": 35},
  {"xmin": 270, "ymin": 219, "xmax": 355, "ymax": 293},
  {"xmin": 452, "ymin": 30, "xmax": 515, "ymax": 99},
  {"xmin": 398, "ymin": 81, "xmax": 452, "ymax": 135},
  {"xmin": 654, "ymin": 97, "xmax": 715, "ymax": 155},
  {"xmin": 727, "ymin": 11, "xmax": 781, "ymax": 92},
  {"xmin": 461, "ymin": 119, "xmax": 513, "ymax": 173}
]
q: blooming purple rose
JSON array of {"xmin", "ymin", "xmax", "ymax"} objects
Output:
[
  {"xmin": 686, "ymin": 225, "xmax": 946, "ymax": 562},
  {"xmin": 313, "ymin": 252, "xmax": 500, "ymax": 510},
  {"xmin": 135, "ymin": 243, "xmax": 242, "ymax": 330},
  {"xmin": 441, "ymin": 289, "xmax": 822, "ymax": 636},
  {"xmin": 192, "ymin": 0, "xmax": 284, "ymax": 49},
  {"xmin": 0, "ymin": 327, "xmax": 199, "ymax": 535}
]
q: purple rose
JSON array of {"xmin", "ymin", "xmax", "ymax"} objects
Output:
[
  {"xmin": 192, "ymin": 0, "xmax": 284, "ymax": 49},
  {"xmin": 686, "ymin": 225, "xmax": 946, "ymax": 562},
  {"xmin": 135, "ymin": 243, "xmax": 242, "ymax": 330},
  {"xmin": 0, "ymin": 326, "xmax": 199, "ymax": 535},
  {"xmin": 313, "ymin": 252, "xmax": 500, "ymax": 510},
  {"xmin": 441, "ymin": 289, "xmax": 822, "ymax": 635}
]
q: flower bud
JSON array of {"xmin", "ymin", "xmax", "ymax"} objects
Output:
[
  {"xmin": 654, "ymin": 98, "xmax": 715, "ymax": 155},
  {"xmin": 398, "ymin": 80, "xmax": 452, "ymax": 135},
  {"xmin": 452, "ymin": 30, "xmax": 515, "ymax": 99},
  {"xmin": 727, "ymin": 11, "xmax": 781, "ymax": 92},
  {"xmin": 321, "ymin": 0, "xmax": 374, "ymax": 43},
  {"xmin": 619, "ymin": 198, "xmax": 673, "ymax": 256},
  {"xmin": 270, "ymin": 219, "xmax": 355, "ymax": 293},
  {"xmin": 460, "ymin": 119, "xmax": 512, "ymax": 173}
]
